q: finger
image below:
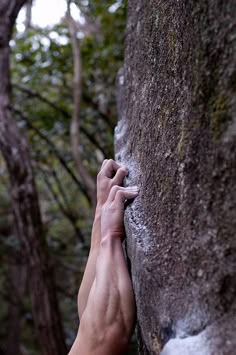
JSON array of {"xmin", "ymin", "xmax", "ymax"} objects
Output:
[
  {"xmin": 112, "ymin": 167, "xmax": 128, "ymax": 186},
  {"xmin": 114, "ymin": 187, "xmax": 139, "ymax": 205},
  {"xmin": 99, "ymin": 159, "xmax": 108, "ymax": 172},
  {"xmin": 101, "ymin": 159, "xmax": 108, "ymax": 168},
  {"xmin": 107, "ymin": 185, "xmax": 124, "ymax": 202},
  {"xmin": 107, "ymin": 185, "xmax": 137, "ymax": 202},
  {"xmin": 102, "ymin": 159, "xmax": 122, "ymax": 178}
]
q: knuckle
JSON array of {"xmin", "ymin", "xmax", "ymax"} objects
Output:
[
  {"xmin": 97, "ymin": 171, "xmax": 103, "ymax": 180},
  {"xmin": 102, "ymin": 202, "xmax": 114, "ymax": 213},
  {"xmin": 108, "ymin": 202, "xmax": 116, "ymax": 212},
  {"xmin": 102, "ymin": 203, "xmax": 109, "ymax": 212},
  {"xmin": 101, "ymin": 159, "xmax": 108, "ymax": 168},
  {"xmin": 113, "ymin": 167, "xmax": 126, "ymax": 180},
  {"xmin": 111, "ymin": 184, "xmax": 119, "ymax": 193},
  {"xmin": 116, "ymin": 167, "xmax": 122, "ymax": 174}
]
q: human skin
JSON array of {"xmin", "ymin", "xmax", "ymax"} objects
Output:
[
  {"xmin": 78, "ymin": 159, "xmax": 129, "ymax": 318},
  {"xmin": 69, "ymin": 160, "xmax": 138, "ymax": 355}
]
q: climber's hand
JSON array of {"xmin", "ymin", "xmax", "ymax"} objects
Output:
[
  {"xmin": 97, "ymin": 159, "xmax": 128, "ymax": 207},
  {"xmin": 101, "ymin": 185, "xmax": 139, "ymax": 240}
]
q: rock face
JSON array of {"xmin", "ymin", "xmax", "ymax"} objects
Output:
[{"xmin": 115, "ymin": 1, "xmax": 236, "ymax": 354}]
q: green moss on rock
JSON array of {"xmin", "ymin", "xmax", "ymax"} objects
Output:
[{"xmin": 210, "ymin": 95, "xmax": 231, "ymax": 139}]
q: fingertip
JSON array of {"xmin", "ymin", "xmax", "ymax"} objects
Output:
[
  {"xmin": 100, "ymin": 159, "xmax": 108, "ymax": 169},
  {"xmin": 125, "ymin": 187, "xmax": 139, "ymax": 199},
  {"xmin": 133, "ymin": 192, "xmax": 139, "ymax": 198},
  {"xmin": 112, "ymin": 167, "xmax": 128, "ymax": 184},
  {"xmin": 121, "ymin": 164, "xmax": 128, "ymax": 171},
  {"xmin": 125, "ymin": 185, "xmax": 139, "ymax": 192},
  {"xmin": 121, "ymin": 166, "xmax": 128, "ymax": 175},
  {"xmin": 126, "ymin": 189, "xmax": 139, "ymax": 198}
]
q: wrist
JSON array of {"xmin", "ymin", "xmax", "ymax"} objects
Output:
[
  {"xmin": 95, "ymin": 202, "xmax": 103, "ymax": 216},
  {"xmin": 101, "ymin": 227, "xmax": 124, "ymax": 240},
  {"xmin": 90, "ymin": 213, "xmax": 102, "ymax": 250},
  {"xmin": 100, "ymin": 233, "xmax": 123, "ymax": 249},
  {"xmin": 93, "ymin": 204, "xmax": 102, "ymax": 227},
  {"xmin": 78, "ymin": 315, "xmax": 129, "ymax": 355}
]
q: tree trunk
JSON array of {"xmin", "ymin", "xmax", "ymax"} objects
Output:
[
  {"xmin": 24, "ymin": 0, "xmax": 33, "ymax": 31},
  {"xmin": 115, "ymin": 1, "xmax": 236, "ymax": 354},
  {"xmin": 0, "ymin": 2, "xmax": 67, "ymax": 354},
  {"xmin": 66, "ymin": 6, "xmax": 97, "ymax": 209},
  {"xmin": 5, "ymin": 253, "xmax": 26, "ymax": 355}
]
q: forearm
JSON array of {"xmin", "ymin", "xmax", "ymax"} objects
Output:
[
  {"xmin": 70, "ymin": 235, "xmax": 134, "ymax": 355},
  {"xmin": 68, "ymin": 317, "xmax": 128, "ymax": 355},
  {"xmin": 70, "ymin": 162, "xmax": 137, "ymax": 355},
  {"xmin": 77, "ymin": 204, "xmax": 102, "ymax": 318},
  {"xmin": 96, "ymin": 235, "xmax": 135, "ymax": 332},
  {"xmin": 81, "ymin": 235, "xmax": 133, "ymax": 349}
]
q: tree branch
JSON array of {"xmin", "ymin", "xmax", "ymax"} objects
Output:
[
  {"xmin": 24, "ymin": 0, "xmax": 33, "ymax": 31},
  {"xmin": 0, "ymin": 3, "xmax": 69, "ymax": 353},
  {"xmin": 13, "ymin": 83, "xmax": 109, "ymax": 156},
  {"xmin": 14, "ymin": 83, "xmax": 69, "ymax": 117},
  {"xmin": 13, "ymin": 107, "xmax": 91, "ymax": 203},
  {"xmin": 66, "ymin": 4, "xmax": 96, "ymax": 208},
  {"xmin": 10, "ymin": 0, "xmax": 28, "ymax": 30},
  {"xmin": 51, "ymin": 168, "xmax": 71, "ymax": 211},
  {"xmin": 83, "ymin": 92, "xmax": 114, "ymax": 131},
  {"xmin": 39, "ymin": 167, "xmax": 85, "ymax": 244}
]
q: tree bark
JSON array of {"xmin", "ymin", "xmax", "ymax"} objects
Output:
[
  {"xmin": 115, "ymin": 1, "xmax": 236, "ymax": 354},
  {"xmin": 0, "ymin": 209, "xmax": 25, "ymax": 355},
  {"xmin": 24, "ymin": 0, "xmax": 32, "ymax": 30},
  {"xmin": 66, "ymin": 5, "xmax": 97, "ymax": 209},
  {"xmin": 0, "ymin": 2, "xmax": 67, "ymax": 354},
  {"xmin": 5, "ymin": 253, "xmax": 26, "ymax": 355}
]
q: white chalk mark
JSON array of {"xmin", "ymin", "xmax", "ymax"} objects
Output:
[{"xmin": 161, "ymin": 331, "xmax": 209, "ymax": 355}]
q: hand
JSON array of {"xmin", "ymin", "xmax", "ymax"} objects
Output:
[
  {"xmin": 97, "ymin": 159, "xmax": 128, "ymax": 207},
  {"xmin": 77, "ymin": 159, "xmax": 130, "ymax": 318},
  {"xmin": 101, "ymin": 185, "xmax": 139, "ymax": 240}
]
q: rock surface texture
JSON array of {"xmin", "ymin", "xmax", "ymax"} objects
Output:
[{"xmin": 115, "ymin": 1, "xmax": 236, "ymax": 354}]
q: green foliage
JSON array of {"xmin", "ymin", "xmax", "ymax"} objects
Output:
[
  {"xmin": 0, "ymin": 1, "xmax": 136, "ymax": 354},
  {"xmin": 210, "ymin": 95, "xmax": 231, "ymax": 139}
]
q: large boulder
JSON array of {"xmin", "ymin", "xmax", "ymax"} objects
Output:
[{"xmin": 115, "ymin": 1, "xmax": 236, "ymax": 354}]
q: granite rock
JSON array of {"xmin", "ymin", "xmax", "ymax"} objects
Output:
[{"xmin": 115, "ymin": 1, "xmax": 236, "ymax": 354}]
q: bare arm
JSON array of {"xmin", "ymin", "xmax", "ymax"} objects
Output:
[
  {"xmin": 70, "ymin": 185, "xmax": 138, "ymax": 355},
  {"xmin": 77, "ymin": 160, "xmax": 128, "ymax": 318}
]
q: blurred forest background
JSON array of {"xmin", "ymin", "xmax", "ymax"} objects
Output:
[{"xmin": 0, "ymin": 0, "xmax": 137, "ymax": 353}]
